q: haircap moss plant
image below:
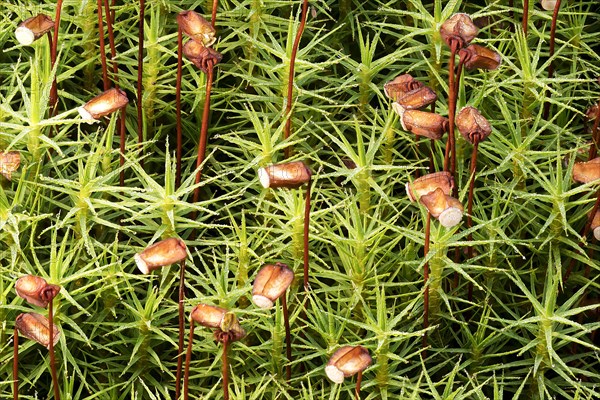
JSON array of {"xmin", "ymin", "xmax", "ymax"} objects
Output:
[
  {"xmin": 258, "ymin": 161, "xmax": 313, "ymax": 292},
  {"xmin": 325, "ymin": 346, "xmax": 371, "ymax": 399},
  {"xmin": 183, "ymin": 305, "xmax": 245, "ymax": 400},
  {"xmin": 134, "ymin": 237, "xmax": 188, "ymax": 400},
  {"xmin": 252, "ymin": 263, "xmax": 294, "ymax": 380}
]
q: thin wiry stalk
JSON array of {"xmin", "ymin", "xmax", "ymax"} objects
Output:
[
  {"xmin": 97, "ymin": 0, "xmax": 110, "ymax": 90},
  {"xmin": 103, "ymin": 0, "xmax": 118, "ymax": 81},
  {"xmin": 175, "ymin": 27, "xmax": 183, "ymax": 189},
  {"xmin": 137, "ymin": 0, "xmax": 146, "ymax": 168},
  {"xmin": 444, "ymin": 42, "xmax": 459, "ymax": 183},
  {"xmin": 283, "ymin": 0, "xmax": 309, "ymax": 159},
  {"xmin": 423, "ymin": 212, "xmax": 431, "ymax": 351},
  {"xmin": 590, "ymin": 100, "xmax": 600, "ymax": 160},
  {"xmin": 192, "ymin": 64, "xmax": 215, "ymax": 208},
  {"xmin": 222, "ymin": 337, "xmax": 230, "ymax": 400},
  {"xmin": 303, "ymin": 179, "xmax": 312, "ymax": 291},
  {"xmin": 183, "ymin": 321, "xmax": 195, "ymax": 400},
  {"xmin": 175, "ymin": 260, "xmax": 186, "ymax": 400},
  {"xmin": 119, "ymin": 106, "xmax": 127, "ymax": 187},
  {"xmin": 49, "ymin": 0, "xmax": 63, "ymax": 117},
  {"xmin": 522, "ymin": 0, "xmax": 529, "ymax": 36},
  {"xmin": 211, "ymin": 0, "xmax": 219, "ymax": 28},
  {"xmin": 281, "ymin": 293, "xmax": 292, "ymax": 381},
  {"xmin": 48, "ymin": 301, "xmax": 60, "ymax": 400},
  {"xmin": 466, "ymin": 140, "xmax": 479, "ymax": 302},
  {"xmin": 355, "ymin": 371, "xmax": 363, "ymax": 400},
  {"xmin": 543, "ymin": 0, "xmax": 561, "ymax": 120},
  {"xmin": 13, "ymin": 327, "xmax": 18, "ymax": 400}
]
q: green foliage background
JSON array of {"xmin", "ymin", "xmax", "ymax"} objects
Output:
[{"xmin": 1, "ymin": 0, "xmax": 599, "ymax": 398}]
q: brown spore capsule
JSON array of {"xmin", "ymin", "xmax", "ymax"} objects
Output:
[
  {"xmin": 78, "ymin": 88, "xmax": 129, "ymax": 121},
  {"xmin": 325, "ymin": 346, "xmax": 372, "ymax": 384},
  {"xmin": 258, "ymin": 161, "xmax": 312, "ymax": 189},
  {"xmin": 15, "ymin": 14, "xmax": 55, "ymax": 46},
  {"xmin": 134, "ymin": 238, "xmax": 188, "ymax": 274},
  {"xmin": 440, "ymin": 13, "xmax": 478, "ymax": 49},
  {"xmin": 406, "ymin": 171, "xmax": 454, "ymax": 202},
  {"xmin": 252, "ymin": 263, "xmax": 294, "ymax": 309},
  {"xmin": 456, "ymin": 106, "xmax": 492, "ymax": 143},
  {"xmin": 460, "ymin": 44, "xmax": 502, "ymax": 71},
  {"xmin": 177, "ymin": 10, "xmax": 216, "ymax": 47},
  {"xmin": 15, "ymin": 312, "xmax": 60, "ymax": 349}
]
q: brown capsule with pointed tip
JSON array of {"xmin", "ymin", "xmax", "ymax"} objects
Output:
[
  {"xmin": 384, "ymin": 74, "xmax": 423, "ymax": 102},
  {"xmin": 456, "ymin": 106, "xmax": 492, "ymax": 144},
  {"xmin": 183, "ymin": 40, "xmax": 223, "ymax": 73},
  {"xmin": 78, "ymin": 88, "xmax": 129, "ymax": 121},
  {"xmin": 460, "ymin": 44, "xmax": 502, "ymax": 71},
  {"xmin": 573, "ymin": 158, "xmax": 600, "ymax": 183},
  {"xmin": 15, "ymin": 275, "xmax": 60, "ymax": 308},
  {"xmin": 591, "ymin": 210, "xmax": 600, "ymax": 241},
  {"xmin": 252, "ymin": 263, "xmax": 294, "ymax": 309},
  {"xmin": 0, "ymin": 151, "xmax": 21, "ymax": 180},
  {"xmin": 15, "ymin": 313, "xmax": 60, "ymax": 349},
  {"xmin": 406, "ymin": 171, "xmax": 454, "ymax": 202},
  {"xmin": 258, "ymin": 161, "xmax": 312, "ymax": 189},
  {"xmin": 15, "ymin": 14, "xmax": 55, "ymax": 46},
  {"xmin": 396, "ymin": 86, "xmax": 437, "ymax": 110},
  {"xmin": 399, "ymin": 109, "xmax": 449, "ymax": 140},
  {"xmin": 177, "ymin": 10, "xmax": 216, "ymax": 47},
  {"xmin": 134, "ymin": 238, "xmax": 187, "ymax": 274},
  {"xmin": 420, "ymin": 188, "xmax": 464, "ymax": 228},
  {"xmin": 440, "ymin": 13, "xmax": 479, "ymax": 49},
  {"xmin": 325, "ymin": 346, "xmax": 372, "ymax": 384}
]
